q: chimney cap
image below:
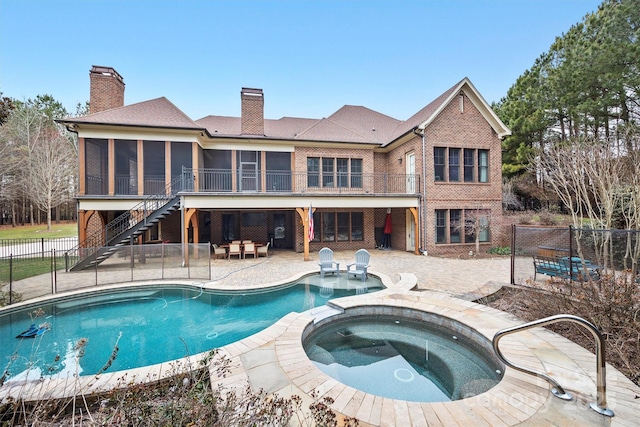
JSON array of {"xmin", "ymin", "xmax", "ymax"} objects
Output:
[
  {"xmin": 241, "ymin": 87, "xmax": 263, "ymax": 96},
  {"xmin": 90, "ymin": 65, "xmax": 124, "ymax": 85}
]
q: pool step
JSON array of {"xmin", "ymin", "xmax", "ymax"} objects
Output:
[{"xmin": 306, "ymin": 305, "xmax": 343, "ymax": 323}]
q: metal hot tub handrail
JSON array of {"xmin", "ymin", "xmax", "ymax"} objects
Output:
[{"xmin": 492, "ymin": 314, "xmax": 614, "ymax": 417}]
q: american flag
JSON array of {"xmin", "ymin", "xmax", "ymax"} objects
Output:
[{"xmin": 308, "ymin": 204, "xmax": 314, "ymax": 242}]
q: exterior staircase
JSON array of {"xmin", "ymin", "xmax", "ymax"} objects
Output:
[{"xmin": 67, "ymin": 180, "xmax": 183, "ymax": 271}]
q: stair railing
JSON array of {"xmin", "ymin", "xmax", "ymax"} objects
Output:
[
  {"xmin": 492, "ymin": 314, "xmax": 614, "ymax": 417},
  {"xmin": 65, "ymin": 175, "xmax": 184, "ymax": 270}
]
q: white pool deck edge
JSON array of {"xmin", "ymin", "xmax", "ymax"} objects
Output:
[{"xmin": 1, "ymin": 271, "xmax": 639, "ymax": 426}]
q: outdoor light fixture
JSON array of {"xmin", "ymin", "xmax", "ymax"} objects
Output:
[{"xmin": 398, "ymin": 157, "xmax": 402, "ymax": 164}]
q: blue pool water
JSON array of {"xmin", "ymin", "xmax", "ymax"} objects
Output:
[
  {"xmin": 0, "ymin": 275, "xmax": 383, "ymax": 381},
  {"xmin": 304, "ymin": 314, "xmax": 503, "ymax": 402}
]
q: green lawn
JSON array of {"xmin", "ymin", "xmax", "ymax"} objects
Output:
[
  {"xmin": 0, "ymin": 256, "xmax": 71, "ymax": 282},
  {"xmin": 0, "ymin": 223, "xmax": 78, "ymax": 282},
  {"xmin": 0, "ymin": 223, "xmax": 78, "ymax": 241}
]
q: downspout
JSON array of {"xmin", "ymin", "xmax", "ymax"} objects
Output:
[{"xmin": 413, "ymin": 127, "xmax": 428, "ymax": 254}]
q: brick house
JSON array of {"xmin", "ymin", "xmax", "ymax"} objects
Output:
[{"xmin": 59, "ymin": 65, "xmax": 510, "ymax": 268}]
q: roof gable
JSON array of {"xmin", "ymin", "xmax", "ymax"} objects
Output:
[{"xmin": 386, "ymin": 78, "xmax": 511, "ymax": 145}]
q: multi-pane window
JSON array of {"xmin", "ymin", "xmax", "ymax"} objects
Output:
[
  {"xmin": 337, "ymin": 158, "xmax": 348, "ymax": 188},
  {"xmin": 435, "ymin": 210, "xmax": 446, "ymax": 243},
  {"xmin": 464, "ymin": 209, "xmax": 490, "ymax": 243},
  {"xmin": 435, "ymin": 209, "xmax": 491, "ymax": 244},
  {"xmin": 322, "ymin": 212, "xmax": 335, "ymax": 241},
  {"xmin": 433, "ymin": 147, "xmax": 489, "ymax": 183},
  {"xmin": 434, "ymin": 148, "xmax": 445, "ymax": 182},
  {"xmin": 351, "ymin": 212, "xmax": 363, "ymax": 240},
  {"xmin": 449, "ymin": 209, "xmax": 462, "ymax": 243},
  {"xmin": 307, "ymin": 157, "xmax": 363, "ymax": 189},
  {"xmin": 478, "ymin": 150, "xmax": 489, "ymax": 183},
  {"xmin": 322, "ymin": 158, "xmax": 334, "ymax": 187},
  {"xmin": 448, "ymin": 148, "xmax": 460, "ymax": 182},
  {"xmin": 350, "ymin": 159, "xmax": 362, "ymax": 188},
  {"xmin": 463, "ymin": 149, "xmax": 475, "ymax": 182},
  {"xmin": 313, "ymin": 211, "xmax": 364, "ymax": 242},
  {"xmin": 307, "ymin": 158, "xmax": 319, "ymax": 187},
  {"xmin": 337, "ymin": 212, "xmax": 349, "ymax": 240}
]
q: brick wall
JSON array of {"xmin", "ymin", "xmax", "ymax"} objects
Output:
[
  {"xmin": 376, "ymin": 93, "xmax": 504, "ymax": 256},
  {"xmin": 420, "ymin": 94, "xmax": 503, "ymax": 255}
]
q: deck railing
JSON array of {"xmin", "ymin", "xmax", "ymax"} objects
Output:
[{"xmin": 184, "ymin": 168, "xmax": 420, "ymax": 195}]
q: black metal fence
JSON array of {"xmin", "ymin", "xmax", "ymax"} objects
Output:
[
  {"xmin": 1, "ymin": 243, "xmax": 211, "ymax": 305},
  {"xmin": 511, "ymin": 225, "xmax": 640, "ymax": 285},
  {"xmin": 0, "ymin": 237, "xmax": 78, "ymax": 259}
]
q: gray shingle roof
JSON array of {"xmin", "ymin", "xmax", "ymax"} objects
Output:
[
  {"xmin": 64, "ymin": 97, "xmax": 202, "ymax": 130},
  {"xmin": 61, "ymin": 78, "xmax": 510, "ymax": 144}
]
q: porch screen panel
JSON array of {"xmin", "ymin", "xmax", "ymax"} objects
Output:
[
  {"xmin": 171, "ymin": 142, "xmax": 192, "ymax": 190},
  {"xmin": 114, "ymin": 139, "xmax": 137, "ymax": 195},
  {"xmin": 265, "ymin": 152, "xmax": 291, "ymax": 192},
  {"xmin": 85, "ymin": 138, "xmax": 108, "ymax": 195},
  {"xmin": 203, "ymin": 150, "xmax": 232, "ymax": 191},
  {"xmin": 143, "ymin": 141, "xmax": 165, "ymax": 194}
]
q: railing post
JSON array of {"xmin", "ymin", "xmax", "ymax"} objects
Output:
[
  {"xmin": 41, "ymin": 237, "xmax": 45, "ymax": 260},
  {"xmin": 94, "ymin": 248, "xmax": 98, "ymax": 286},
  {"xmin": 568, "ymin": 225, "xmax": 573, "ymax": 281},
  {"xmin": 511, "ymin": 224, "xmax": 516, "ymax": 285},
  {"xmin": 53, "ymin": 250, "xmax": 57, "ymax": 294},
  {"xmin": 9, "ymin": 254, "xmax": 13, "ymax": 305}
]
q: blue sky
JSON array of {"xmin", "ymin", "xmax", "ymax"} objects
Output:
[{"xmin": 1, "ymin": 0, "xmax": 602, "ymax": 121}]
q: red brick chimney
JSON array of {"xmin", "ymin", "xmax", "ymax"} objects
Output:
[
  {"xmin": 89, "ymin": 66, "xmax": 125, "ymax": 114},
  {"xmin": 241, "ymin": 88, "xmax": 264, "ymax": 135}
]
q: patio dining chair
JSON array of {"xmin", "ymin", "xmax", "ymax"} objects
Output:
[
  {"xmin": 346, "ymin": 249, "xmax": 370, "ymax": 281},
  {"xmin": 244, "ymin": 242, "xmax": 257, "ymax": 259},
  {"xmin": 212, "ymin": 243, "xmax": 227, "ymax": 260},
  {"xmin": 318, "ymin": 247, "xmax": 339, "ymax": 278},
  {"xmin": 228, "ymin": 243, "xmax": 242, "ymax": 260},
  {"xmin": 257, "ymin": 242, "xmax": 270, "ymax": 257}
]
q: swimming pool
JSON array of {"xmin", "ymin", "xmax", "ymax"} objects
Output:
[
  {"xmin": 0, "ymin": 274, "xmax": 384, "ymax": 381},
  {"xmin": 303, "ymin": 310, "xmax": 504, "ymax": 402}
]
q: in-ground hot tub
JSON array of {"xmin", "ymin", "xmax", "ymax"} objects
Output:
[{"xmin": 303, "ymin": 307, "xmax": 504, "ymax": 402}]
